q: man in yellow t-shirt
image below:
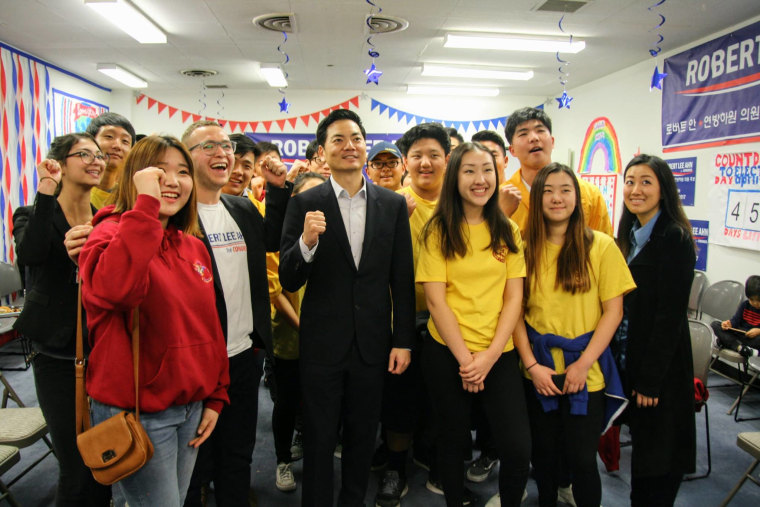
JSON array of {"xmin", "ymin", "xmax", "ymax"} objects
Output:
[
  {"xmin": 500, "ymin": 107, "xmax": 612, "ymax": 236},
  {"xmin": 374, "ymin": 122, "xmax": 453, "ymax": 506},
  {"xmin": 85, "ymin": 112, "xmax": 135, "ymax": 209}
]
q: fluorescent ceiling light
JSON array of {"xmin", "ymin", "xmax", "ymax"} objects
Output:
[
  {"xmin": 407, "ymin": 85, "xmax": 499, "ymax": 97},
  {"xmin": 422, "ymin": 64, "xmax": 533, "ymax": 81},
  {"xmin": 85, "ymin": 0, "xmax": 167, "ymax": 44},
  {"xmin": 97, "ymin": 64, "xmax": 148, "ymax": 88},
  {"xmin": 444, "ymin": 33, "xmax": 585, "ymax": 54},
  {"xmin": 260, "ymin": 65, "xmax": 288, "ymax": 87}
]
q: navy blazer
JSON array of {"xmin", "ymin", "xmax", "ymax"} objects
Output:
[
  {"xmin": 278, "ymin": 179, "xmax": 415, "ymax": 366},
  {"xmin": 13, "ymin": 194, "xmax": 95, "ymax": 355},
  {"xmin": 198, "ymin": 184, "xmax": 290, "ymax": 356}
]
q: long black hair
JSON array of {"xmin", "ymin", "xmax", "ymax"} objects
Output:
[
  {"xmin": 617, "ymin": 154, "xmax": 694, "ymax": 258},
  {"xmin": 422, "ymin": 141, "xmax": 517, "ymax": 259}
]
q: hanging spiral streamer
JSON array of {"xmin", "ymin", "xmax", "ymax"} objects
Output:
[
  {"xmin": 276, "ymin": 31, "xmax": 291, "ymax": 112},
  {"xmin": 198, "ymin": 80, "xmax": 207, "ymax": 115},
  {"xmin": 216, "ymin": 88, "xmax": 225, "ymax": 119},
  {"xmin": 363, "ymin": 0, "xmax": 383, "ymax": 85},
  {"xmin": 555, "ymin": 15, "xmax": 573, "ymax": 109},
  {"xmin": 648, "ymin": 0, "xmax": 668, "ymax": 90}
]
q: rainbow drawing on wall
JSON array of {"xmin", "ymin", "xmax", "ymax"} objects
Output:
[{"xmin": 577, "ymin": 117, "xmax": 622, "ymax": 174}]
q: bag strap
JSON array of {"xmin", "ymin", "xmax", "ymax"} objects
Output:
[
  {"xmin": 74, "ymin": 276, "xmax": 142, "ymax": 435},
  {"xmin": 75, "ymin": 277, "xmax": 89, "ymax": 434}
]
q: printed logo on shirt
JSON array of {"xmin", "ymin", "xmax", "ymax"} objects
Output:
[
  {"xmin": 193, "ymin": 261, "xmax": 213, "ymax": 283},
  {"xmin": 206, "ymin": 230, "xmax": 247, "ymax": 254},
  {"xmin": 493, "ymin": 245, "xmax": 508, "ymax": 263}
]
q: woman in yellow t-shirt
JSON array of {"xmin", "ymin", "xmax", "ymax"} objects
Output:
[
  {"xmin": 513, "ymin": 163, "xmax": 635, "ymax": 507},
  {"xmin": 417, "ymin": 142, "xmax": 530, "ymax": 506}
]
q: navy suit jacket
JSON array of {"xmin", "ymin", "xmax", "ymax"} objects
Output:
[
  {"xmin": 198, "ymin": 184, "xmax": 290, "ymax": 356},
  {"xmin": 279, "ymin": 179, "xmax": 415, "ymax": 366}
]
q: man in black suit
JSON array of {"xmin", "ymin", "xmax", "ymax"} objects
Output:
[
  {"xmin": 181, "ymin": 120, "xmax": 290, "ymax": 507},
  {"xmin": 279, "ymin": 110, "xmax": 416, "ymax": 506}
]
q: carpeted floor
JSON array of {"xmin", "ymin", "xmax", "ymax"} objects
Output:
[{"xmin": 1, "ymin": 343, "xmax": 759, "ymax": 506}]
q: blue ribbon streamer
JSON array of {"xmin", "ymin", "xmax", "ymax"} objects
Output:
[
  {"xmin": 556, "ymin": 16, "xmax": 572, "ymax": 89},
  {"xmin": 647, "ymin": 1, "xmax": 667, "ymax": 58}
]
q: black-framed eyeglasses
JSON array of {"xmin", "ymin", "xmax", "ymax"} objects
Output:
[
  {"xmin": 369, "ymin": 159, "xmax": 400, "ymax": 171},
  {"xmin": 66, "ymin": 151, "xmax": 108, "ymax": 164},
  {"xmin": 188, "ymin": 140, "xmax": 237, "ymax": 155},
  {"xmin": 310, "ymin": 156, "xmax": 324, "ymax": 165}
]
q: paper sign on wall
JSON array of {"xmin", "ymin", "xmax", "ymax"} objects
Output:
[
  {"xmin": 690, "ymin": 219, "xmax": 709, "ymax": 271},
  {"xmin": 708, "ymin": 151, "xmax": 760, "ymax": 252},
  {"xmin": 666, "ymin": 157, "xmax": 697, "ymax": 206}
]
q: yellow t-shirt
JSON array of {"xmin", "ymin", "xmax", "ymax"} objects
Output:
[
  {"xmin": 247, "ymin": 192, "xmax": 266, "ymax": 216},
  {"xmin": 523, "ymin": 231, "xmax": 635, "ymax": 391},
  {"xmin": 397, "ymin": 186, "xmax": 437, "ymax": 312},
  {"xmin": 267, "ymin": 251, "xmax": 303, "ymax": 360},
  {"xmin": 416, "ymin": 220, "xmax": 525, "ymax": 353},
  {"xmin": 90, "ymin": 187, "xmax": 114, "ymax": 209},
  {"xmin": 503, "ymin": 169, "xmax": 613, "ymax": 237}
]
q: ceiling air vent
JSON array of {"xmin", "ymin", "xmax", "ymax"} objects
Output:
[
  {"xmin": 253, "ymin": 13, "xmax": 296, "ymax": 33},
  {"xmin": 535, "ymin": 0, "xmax": 589, "ymax": 13},
  {"xmin": 180, "ymin": 69, "xmax": 218, "ymax": 78},
  {"xmin": 206, "ymin": 84, "xmax": 228, "ymax": 89},
  {"xmin": 366, "ymin": 14, "xmax": 409, "ymax": 34}
]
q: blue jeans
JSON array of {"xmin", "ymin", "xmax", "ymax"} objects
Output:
[{"xmin": 91, "ymin": 400, "xmax": 202, "ymax": 507}]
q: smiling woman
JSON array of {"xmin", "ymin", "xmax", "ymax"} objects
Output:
[{"xmin": 11, "ymin": 132, "xmax": 111, "ymax": 505}]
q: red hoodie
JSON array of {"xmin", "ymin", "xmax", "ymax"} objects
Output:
[{"xmin": 80, "ymin": 195, "xmax": 229, "ymax": 414}]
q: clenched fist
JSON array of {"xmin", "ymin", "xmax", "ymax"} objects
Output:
[{"xmin": 302, "ymin": 210, "xmax": 326, "ymax": 248}]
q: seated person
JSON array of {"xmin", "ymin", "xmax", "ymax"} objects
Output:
[{"xmin": 712, "ymin": 275, "xmax": 760, "ymax": 357}]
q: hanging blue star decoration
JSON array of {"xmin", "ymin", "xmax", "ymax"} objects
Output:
[
  {"xmin": 556, "ymin": 91, "xmax": 573, "ymax": 109},
  {"xmin": 364, "ymin": 63, "xmax": 383, "ymax": 85},
  {"xmin": 650, "ymin": 65, "xmax": 667, "ymax": 90},
  {"xmin": 278, "ymin": 96, "xmax": 291, "ymax": 113}
]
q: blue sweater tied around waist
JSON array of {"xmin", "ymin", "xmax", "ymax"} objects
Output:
[{"xmin": 526, "ymin": 323, "xmax": 628, "ymax": 433}]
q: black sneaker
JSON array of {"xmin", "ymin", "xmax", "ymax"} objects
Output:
[
  {"xmin": 371, "ymin": 442, "xmax": 389, "ymax": 471},
  {"xmin": 425, "ymin": 478, "xmax": 480, "ymax": 505},
  {"xmin": 739, "ymin": 345, "xmax": 759, "ymax": 358},
  {"xmin": 375, "ymin": 470, "xmax": 408, "ymax": 507}
]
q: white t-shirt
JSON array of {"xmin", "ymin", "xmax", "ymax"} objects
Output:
[{"xmin": 198, "ymin": 201, "xmax": 254, "ymax": 358}]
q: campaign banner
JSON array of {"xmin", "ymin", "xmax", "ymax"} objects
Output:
[
  {"xmin": 708, "ymin": 151, "xmax": 760, "ymax": 252},
  {"xmin": 246, "ymin": 133, "xmax": 402, "ymax": 165},
  {"xmin": 662, "ymin": 20, "xmax": 760, "ymax": 152},
  {"xmin": 52, "ymin": 89, "xmax": 108, "ymax": 137},
  {"xmin": 690, "ymin": 219, "xmax": 709, "ymax": 271},
  {"xmin": 666, "ymin": 157, "xmax": 697, "ymax": 206}
]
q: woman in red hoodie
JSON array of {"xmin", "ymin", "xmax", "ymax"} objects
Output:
[{"xmin": 79, "ymin": 135, "xmax": 229, "ymax": 506}]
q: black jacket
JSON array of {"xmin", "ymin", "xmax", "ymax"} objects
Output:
[
  {"xmin": 13, "ymin": 193, "xmax": 94, "ymax": 355},
  {"xmin": 198, "ymin": 185, "xmax": 290, "ymax": 356},
  {"xmin": 624, "ymin": 215, "xmax": 696, "ymax": 477}
]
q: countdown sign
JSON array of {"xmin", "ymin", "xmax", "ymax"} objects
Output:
[{"xmin": 708, "ymin": 151, "xmax": 760, "ymax": 251}]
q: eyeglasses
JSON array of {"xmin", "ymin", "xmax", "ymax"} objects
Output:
[
  {"xmin": 66, "ymin": 151, "xmax": 109, "ymax": 164},
  {"xmin": 310, "ymin": 156, "xmax": 324, "ymax": 165},
  {"xmin": 369, "ymin": 159, "xmax": 401, "ymax": 171},
  {"xmin": 188, "ymin": 140, "xmax": 237, "ymax": 155}
]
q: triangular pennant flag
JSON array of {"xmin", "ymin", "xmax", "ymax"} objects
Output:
[
  {"xmin": 218, "ymin": 120, "xmax": 227, "ymax": 127},
  {"xmin": 205, "ymin": 116, "xmax": 215, "ymax": 122},
  {"xmin": 300, "ymin": 115, "xmax": 311, "ymax": 127},
  {"xmin": 147, "ymin": 98, "xmax": 157, "ymax": 110},
  {"xmin": 379, "ymin": 103, "xmax": 388, "ymax": 115},
  {"xmin": 466, "ymin": 121, "xmax": 473, "ymax": 131},
  {"xmin": 276, "ymin": 119, "xmax": 287, "ymax": 131},
  {"xmin": 288, "ymin": 117, "xmax": 298, "ymax": 129},
  {"xmin": 157, "ymin": 102, "xmax": 167, "ymax": 115},
  {"xmin": 388, "ymin": 107, "xmax": 397, "ymax": 120},
  {"xmin": 135, "ymin": 94, "xmax": 146, "ymax": 104},
  {"xmin": 311, "ymin": 112, "xmax": 321, "ymax": 123},
  {"xmin": 262, "ymin": 121, "xmax": 272, "ymax": 133},
  {"xmin": 330, "ymin": 105, "xmax": 339, "ymax": 112},
  {"xmin": 321, "ymin": 108, "xmax": 331, "ymax": 117},
  {"xmin": 248, "ymin": 121, "xmax": 259, "ymax": 132},
  {"xmin": 398, "ymin": 113, "xmax": 407, "ymax": 123},
  {"xmin": 414, "ymin": 115, "xmax": 423, "ymax": 124},
  {"xmin": 228, "ymin": 121, "xmax": 239, "ymax": 132},
  {"xmin": 192, "ymin": 114, "xmax": 201, "ymax": 122},
  {"xmin": 371, "ymin": 99, "xmax": 379, "ymax": 111},
  {"xmin": 340, "ymin": 101, "xmax": 349, "ymax": 110},
  {"xmin": 181, "ymin": 111, "xmax": 191, "ymax": 123},
  {"xmin": 349, "ymin": 96, "xmax": 359, "ymax": 108},
  {"xmin": 168, "ymin": 106, "xmax": 178, "ymax": 119}
]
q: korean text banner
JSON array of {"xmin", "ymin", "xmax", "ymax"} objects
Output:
[{"xmin": 662, "ymin": 20, "xmax": 760, "ymax": 153}]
